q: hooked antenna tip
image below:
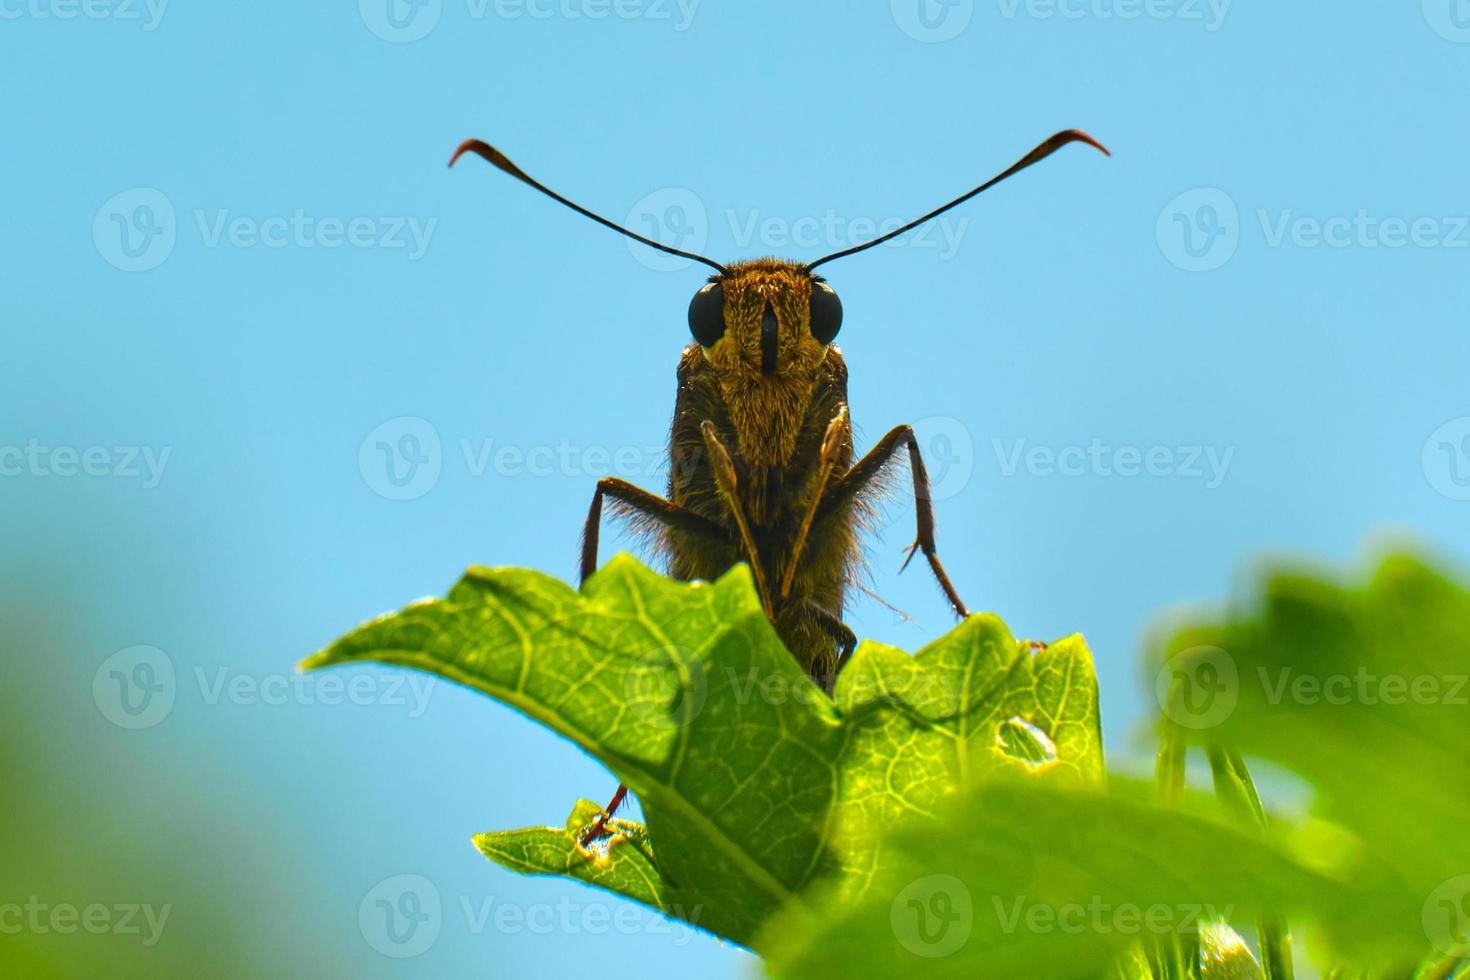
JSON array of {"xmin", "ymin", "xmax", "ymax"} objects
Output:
[
  {"xmin": 1057, "ymin": 129, "xmax": 1111, "ymax": 157},
  {"xmin": 449, "ymin": 138, "xmax": 490, "ymax": 169},
  {"xmin": 450, "ymin": 139, "xmax": 527, "ymax": 180}
]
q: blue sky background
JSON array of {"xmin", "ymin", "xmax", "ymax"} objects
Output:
[{"xmin": 3, "ymin": 2, "xmax": 1469, "ymax": 977}]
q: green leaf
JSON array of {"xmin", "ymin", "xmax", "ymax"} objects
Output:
[
  {"xmin": 473, "ymin": 800, "xmax": 665, "ymax": 913},
  {"xmin": 303, "ymin": 554, "xmax": 1103, "ymax": 948},
  {"xmin": 1154, "ymin": 554, "xmax": 1470, "ymax": 966},
  {"xmin": 761, "ymin": 778, "xmax": 1355, "ymax": 980}
]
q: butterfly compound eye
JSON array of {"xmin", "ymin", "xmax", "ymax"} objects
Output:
[
  {"xmin": 688, "ymin": 282, "xmax": 725, "ymax": 347},
  {"xmin": 809, "ymin": 280, "xmax": 842, "ymax": 345}
]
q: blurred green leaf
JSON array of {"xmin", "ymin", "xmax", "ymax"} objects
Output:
[
  {"xmin": 1156, "ymin": 554, "xmax": 1470, "ymax": 966},
  {"xmin": 760, "ymin": 778, "xmax": 1354, "ymax": 980}
]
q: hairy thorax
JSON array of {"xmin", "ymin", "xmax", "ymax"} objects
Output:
[{"xmin": 700, "ymin": 259, "xmax": 830, "ymax": 473}]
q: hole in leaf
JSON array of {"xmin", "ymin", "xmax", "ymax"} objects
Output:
[{"xmin": 997, "ymin": 716, "xmax": 1058, "ymax": 767}]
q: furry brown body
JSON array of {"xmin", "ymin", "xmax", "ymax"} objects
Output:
[
  {"xmin": 663, "ymin": 261, "xmax": 863, "ymax": 684},
  {"xmin": 579, "ymin": 257, "xmax": 967, "ymax": 691}
]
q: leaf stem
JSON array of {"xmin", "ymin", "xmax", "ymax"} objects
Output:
[{"xmin": 1206, "ymin": 746, "xmax": 1294, "ymax": 980}]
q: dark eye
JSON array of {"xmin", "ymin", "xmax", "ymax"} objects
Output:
[
  {"xmin": 688, "ymin": 282, "xmax": 725, "ymax": 346},
  {"xmin": 809, "ymin": 280, "xmax": 843, "ymax": 345}
]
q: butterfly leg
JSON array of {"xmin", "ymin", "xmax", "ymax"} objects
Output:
[
  {"xmin": 799, "ymin": 599, "xmax": 858, "ymax": 693},
  {"xmin": 820, "ymin": 424, "xmax": 969, "ymax": 618},
  {"xmin": 699, "ymin": 421, "xmax": 776, "ymax": 618},
  {"xmin": 780, "ymin": 407, "xmax": 850, "ymax": 602},
  {"xmin": 578, "ymin": 478, "xmax": 722, "ymax": 847},
  {"xmin": 580, "ymin": 477, "xmax": 723, "ymax": 584}
]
